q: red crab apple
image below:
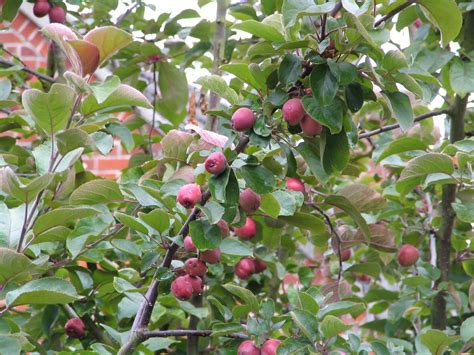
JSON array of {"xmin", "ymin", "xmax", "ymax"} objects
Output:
[
  {"xmin": 239, "ymin": 188, "xmax": 261, "ymax": 214},
  {"xmin": 235, "ymin": 257, "xmax": 256, "ymax": 279},
  {"xmin": 398, "ymin": 244, "xmax": 420, "ymax": 267},
  {"xmin": 357, "ymin": 274, "xmax": 371, "ymax": 283},
  {"xmin": 300, "ymin": 114, "xmax": 323, "ymax": 136},
  {"xmin": 200, "ymin": 248, "xmax": 221, "ymax": 264},
  {"xmin": 64, "ymin": 318, "xmax": 85, "ymax": 338},
  {"xmin": 231, "ymin": 107, "xmax": 255, "ymax": 131},
  {"xmin": 253, "ymin": 259, "xmax": 267, "ymax": 273},
  {"xmin": 183, "ymin": 236, "xmax": 196, "ymax": 253},
  {"xmin": 184, "ymin": 258, "xmax": 207, "ymax": 277},
  {"xmin": 282, "ymin": 98, "xmax": 305, "ymax": 125},
  {"xmin": 177, "ymin": 183, "xmax": 202, "ymax": 209},
  {"xmin": 234, "ymin": 217, "xmax": 257, "ymax": 240},
  {"xmin": 286, "ymin": 177, "xmax": 305, "ymax": 193},
  {"xmin": 205, "ymin": 151, "xmax": 227, "ymax": 175},
  {"xmin": 414, "ymin": 18, "xmax": 422, "ymax": 28},
  {"xmin": 33, "ymin": 0, "xmax": 51, "ymax": 17},
  {"xmin": 340, "ymin": 249, "xmax": 352, "ymax": 261},
  {"xmin": 49, "ymin": 6, "xmax": 66, "ymax": 23},
  {"xmin": 261, "ymin": 339, "xmax": 281, "ymax": 355},
  {"xmin": 217, "ymin": 220, "xmax": 230, "ymax": 237},
  {"xmin": 184, "ymin": 275, "xmax": 203, "ymax": 294},
  {"xmin": 171, "ymin": 276, "xmax": 193, "ymax": 300},
  {"xmin": 238, "ymin": 340, "xmax": 260, "ymax": 355}
]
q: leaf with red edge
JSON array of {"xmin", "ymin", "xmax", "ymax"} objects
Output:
[
  {"xmin": 67, "ymin": 40, "xmax": 100, "ymax": 76},
  {"xmin": 84, "ymin": 26, "xmax": 133, "ymax": 64},
  {"xmin": 184, "ymin": 124, "xmax": 229, "ymax": 148},
  {"xmin": 42, "ymin": 24, "xmax": 82, "ymax": 74}
]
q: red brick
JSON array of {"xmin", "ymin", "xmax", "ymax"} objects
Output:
[
  {"xmin": 21, "ymin": 21, "xmax": 37, "ymax": 39},
  {"xmin": 20, "ymin": 46, "xmax": 36, "ymax": 57},
  {"xmin": 97, "ymin": 158, "xmax": 129, "ymax": 170},
  {"xmin": 11, "ymin": 13, "xmax": 27, "ymax": 29},
  {"xmin": 0, "ymin": 32, "xmax": 22, "ymax": 43},
  {"xmin": 30, "ymin": 31, "xmax": 45, "ymax": 47}
]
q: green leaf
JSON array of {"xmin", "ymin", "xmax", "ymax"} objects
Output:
[
  {"xmin": 382, "ymin": 50, "xmax": 408, "ymax": 72},
  {"xmin": 277, "ymin": 338, "xmax": 312, "ymax": 355},
  {"xmin": 452, "ymin": 202, "xmax": 474, "ymax": 223},
  {"xmin": 56, "ymin": 128, "xmax": 94, "ymax": 155},
  {"xmin": 220, "ymin": 63, "xmax": 263, "ymax": 90},
  {"xmin": 200, "ymin": 201, "xmax": 225, "ymax": 224},
  {"xmin": 0, "ymin": 248, "xmax": 46, "ymax": 284},
  {"xmin": 383, "ymin": 91, "xmax": 414, "ymax": 132},
  {"xmin": 156, "ymin": 62, "xmax": 189, "ymax": 125},
  {"xmin": 69, "ymin": 179, "xmax": 124, "ymax": 205},
  {"xmin": 189, "ymin": 220, "xmax": 221, "ymax": 250},
  {"xmin": 279, "ymin": 212, "xmax": 328, "ymax": 235},
  {"xmin": 337, "ymin": 184, "xmax": 387, "ymax": 212},
  {"xmin": 320, "ymin": 315, "xmax": 352, "ymax": 339},
  {"xmin": 0, "ymin": 336, "xmax": 21, "ymax": 355},
  {"xmin": 139, "ymin": 210, "xmax": 170, "ymax": 234},
  {"xmin": 0, "ymin": 168, "xmax": 54, "ymax": 203},
  {"xmin": 90, "ymin": 75, "xmax": 121, "ymax": 104},
  {"xmin": 223, "ymin": 283, "xmax": 259, "ymax": 312},
  {"xmin": 299, "ymin": 291, "xmax": 319, "ymax": 313},
  {"xmin": 209, "ymin": 168, "xmax": 231, "ymax": 203},
  {"xmin": 161, "ymin": 130, "xmax": 193, "ymax": 161},
  {"xmin": 232, "ymin": 20, "xmax": 285, "ymax": 42},
  {"xmin": 460, "ymin": 316, "xmax": 474, "ymax": 342},
  {"xmin": 449, "ymin": 60, "xmax": 474, "ymax": 98},
  {"xmin": 6, "ymin": 277, "xmax": 79, "ymax": 306},
  {"xmin": 0, "ymin": 202, "xmax": 10, "ymax": 247},
  {"xmin": 279, "ymin": 54, "xmax": 303, "ymax": 86},
  {"xmin": 318, "ymin": 301, "xmax": 366, "ymax": 319},
  {"xmin": 376, "ymin": 137, "xmax": 428, "ymax": 163},
  {"xmin": 296, "ymin": 141, "xmax": 329, "ymax": 183},
  {"xmin": 107, "ymin": 123, "xmax": 134, "ymax": 153},
  {"xmin": 196, "ymin": 75, "xmax": 239, "ymax": 105},
  {"xmin": 301, "ymin": 96, "xmax": 344, "ymax": 134},
  {"xmin": 321, "ymin": 128, "xmax": 349, "ymax": 175},
  {"xmin": 0, "ymin": 79, "xmax": 11, "ymax": 100},
  {"xmin": 396, "ymin": 153, "xmax": 454, "ymax": 195},
  {"xmin": 341, "ymin": 0, "xmax": 372, "ymax": 16},
  {"xmin": 1, "ymin": 0, "xmax": 22, "ymax": 22},
  {"xmin": 33, "ymin": 206, "xmax": 100, "ymax": 236},
  {"xmin": 260, "ymin": 193, "xmax": 281, "ymax": 218},
  {"xmin": 220, "ymin": 237, "xmax": 253, "ymax": 256},
  {"xmin": 211, "ymin": 323, "xmax": 245, "ymax": 337},
  {"xmin": 239, "ymin": 165, "xmax": 276, "ymax": 194},
  {"xmin": 291, "ymin": 309, "xmax": 319, "ymax": 342},
  {"xmin": 417, "ymin": 0, "xmax": 462, "ymax": 46},
  {"xmin": 22, "ymin": 84, "xmax": 76, "ymax": 135},
  {"xmin": 282, "ymin": 0, "xmax": 336, "ymax": 27},
  {"xmin": 324, "ymin": 195, "xmax": 370, "ymax": 241},
  {"xmin": 345, "ymin": 262, "xmax": 382, "ymax": 278},
  {"xmin": 419, "ymin": 330, "xmax": 459, "ymax": 355},
  {"xmin": 310, "ymin": 64, "xmax": 339, "ymax": 107},
  {"xmin": 115, "ymin": 212, "xmax": 149, "ymax": 234},
  {"xmin": 84, "ymin": 26, "xmax": 133, "ymax": 64}
]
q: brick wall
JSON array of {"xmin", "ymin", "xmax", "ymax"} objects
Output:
[{"xmin": 1, "ymin": 8, "xmax": 130, "ymax": 178}]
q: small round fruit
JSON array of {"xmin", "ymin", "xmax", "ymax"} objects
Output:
[
  {"xmin": 261, "ymin": 339, "xmax": 281, "ymax": 355},
  {"xmin": 300, "ymin": 114, "xmax": 322, "ymax": 136},
  {"xmin": 200, "ymin": 248, "xmax": 221, "ymax": 264},
  {"xmin": 239, "ymin": 188, "xmax": 261, "ymax": 214},
  {"xmin": 184, "ymin": 258, "xmax": 207, "ymax": 277},
  {"xmin": 398, "ymin": 244, "xmax": 420, "ymax": 267},
  {"xmin": 177, "ymin": 183, "xmax": 202, "ymax": 209},
  {"xmin": 253, "ymin": 259, "xmax": 267, "ymax": 273},
  {"xmin": 149, "ymin": 54, "xmax": 162, "ymax": 62},
  {"xmin": 184, "ymin": 275, "xmax": 204, "ymax": 294},
  {"xmin": 234, "ymin": 218, "xmax": 257, "ymax": 240},
  {"xmin": 231, "ymin": 107, "xmax": 256, "ymax": 132},
  {"xmin": 171, "ymin": 276, "xmax": 193, "ymax": 300},
  {"xmin": 33, "ymin": 0, "xmax": 51, "ymax": 17},
  {"xmin": 357, "ymin": 274, "xmax": 371, "ymax": 283},
  {"xmin": 286, "ymin": 177, "xmax": 305, "ymax": 193},
  {"xmin": 238, "ymin": 340, "xmax": 260, "ymax": 355},
  {"xmin": 282, "ymin": 98, "xmax": 305, "ymax": 125},
  {"xmin": 65, "ymin": 318, "xmax": 85, "ymax": 338},
  {"xmin": 183, "ymin": 236, "xmax": 197, "ymax": 253},
  {"xmin": 235, "ymin": 257, "xmax": 256, "ymax": 279},
  {"xmin": 49, "ymin": 6, "xmax": 66, "ymax": 23},
  {"xmin": 205, "ymin": 151, "xmax": 227, "ymax": 175},
  {"xmin": 217, "ymin": 220, "xmax": 230, "ymax": 237},
  {"xmin": 414, "ymin": 18, "xmax": 422, "ymax": 28},
  {"xmin": 340, "ymin": 249, "xmax": 352, "ymax": 261}
]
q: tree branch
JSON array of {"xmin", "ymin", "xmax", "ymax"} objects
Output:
[
  {"xmin": 144, "ymin": 329, "xmax": 248, "ymax": 339},
  {"xmin": 0, "ymin": 59, "xmax": 55, "ymax": 83},
  {"xmin": 358, "ymin": 109, "xmax": 450, "ymax": 139},
  {"xmin": 374, "ymin": 0, "xmax": 416, "ymax": 27}
]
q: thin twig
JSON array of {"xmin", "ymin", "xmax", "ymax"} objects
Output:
[
  {"xmin": 0, "ymin": 59, "xmax": 55, "ymax": 83},
  {"xmin": 143, "ymin": 329, "xmax": 248, "ymax": 339},
  {"xmin": 374, "ymin": 0, "xmax": 416, "ymax": 27},
  {"xmin": 358, "ymin": 109, "xmax": 450, "ymax": 139}
]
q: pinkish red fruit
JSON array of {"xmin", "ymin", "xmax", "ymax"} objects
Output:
[
  {"xmin": 253, "ymin": 259, "xmax": 267, "ymax": 273},
  {"xmin": 235, "ymin": 257, "xmax": 257, "ymax": 279},
  {"xmin": 232, "ymin": 107, "xmax": 256, "ymax": 132},
  {"xmin": 217, "ymin": 220, "xmax": 230, "ymax": 237},
  {"xmin": 261, "ymin": 339, "xmax": 281, "ymax": 355},
  {"xmin": 414, "ymin": 18, "xmax": 422, "ymax": 28},
  {"xmin": 171, "ymin": 276, "xmax": 193, "ymax": 300},
  {"xmin": 149, "ymin": 54, "xmax": 162, "ymax": 62},
  {"xmin": 340, "ymin": 249, "xmax": 351, "ymax": 261},
  {"xmin": 282, "ymin": 98, "xmax": 305, "ymax": 125},
  {"xmin": 185, "ymin": 257, "xmax": 207, "ymax": 277},
  {"xmin": 205, "ymin": 152, "xmax": 227, "ymax": 175},
  {"xmin": 239, "ymin": 188, "xmax": 261, "ymax": 214},
  {"xmin": 300, "ymin": 114, "xmax": 322, "ymax": 136},
  {"xmin": 49, "ymin": 6, "xmax": 66, "ymax": 23},
  {"xmin": 177, "ymin": 183, "xmax": 202, "ymax": 209},
  {"xmin": 183, "ymin": 236, "xmax": 197, "ymax": 253},
  {"xmin": 33, "ymin": 0, "xmax": 51, "ymax": 17},
  {"xmin": 65, "ymin": 318, "xmax": 85, "ymax": 338},
  {"xmin": 200, "ymin": 248, "xmax": 221, "ymax": 264},
  {"xmin": 238, "ymin": 340, "xmax": 260, "ymax": 355},
  {"xmin": 286, "ymin": 177, "xmax": 305, "ymax": 193},
  {"xmin": 357, "ymin": 274, "xmax": 371, "ymax": 283},
  {"xmin": 184, "ymin": 275, "xmax": 204, "ymax": 294},
  {"xmin": 234, "ymin": 218, "xmax": 257, "ymax": 240},
  {"xmin": 397, "ymin": 244, "xmax": 420, "ymax": 267}
]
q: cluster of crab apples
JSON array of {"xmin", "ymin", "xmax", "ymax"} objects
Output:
[
  {"xmin": 237, "ymin": 338, "xmax": 281, "ymax": 355},
  {"xmin": 33, "ymin": 0, "xmax": 66, "ymax": 23}
]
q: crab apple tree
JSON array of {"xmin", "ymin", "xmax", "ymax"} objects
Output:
[{"xmin": 0, "ymin": 1, "xmax": 472, "ymax": 354}]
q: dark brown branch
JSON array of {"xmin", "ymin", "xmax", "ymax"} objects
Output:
[
  {"xmin": 143, "ymin": 329, "xmax": 248, "ymax": 339},
  {"xmin": 358, "ymin": 109, "xmax": 450, "ymax": 139},
  {"xmin": 0, "ymin": 59, "xmax": 55, "ymax": 83},
  {"xmin": 330, "ymin": 2, "xmax": 343, "ymax": 17},
  {"xmin": 374, "ymin": 0, "xmax": 416, "ymax": 27}
]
